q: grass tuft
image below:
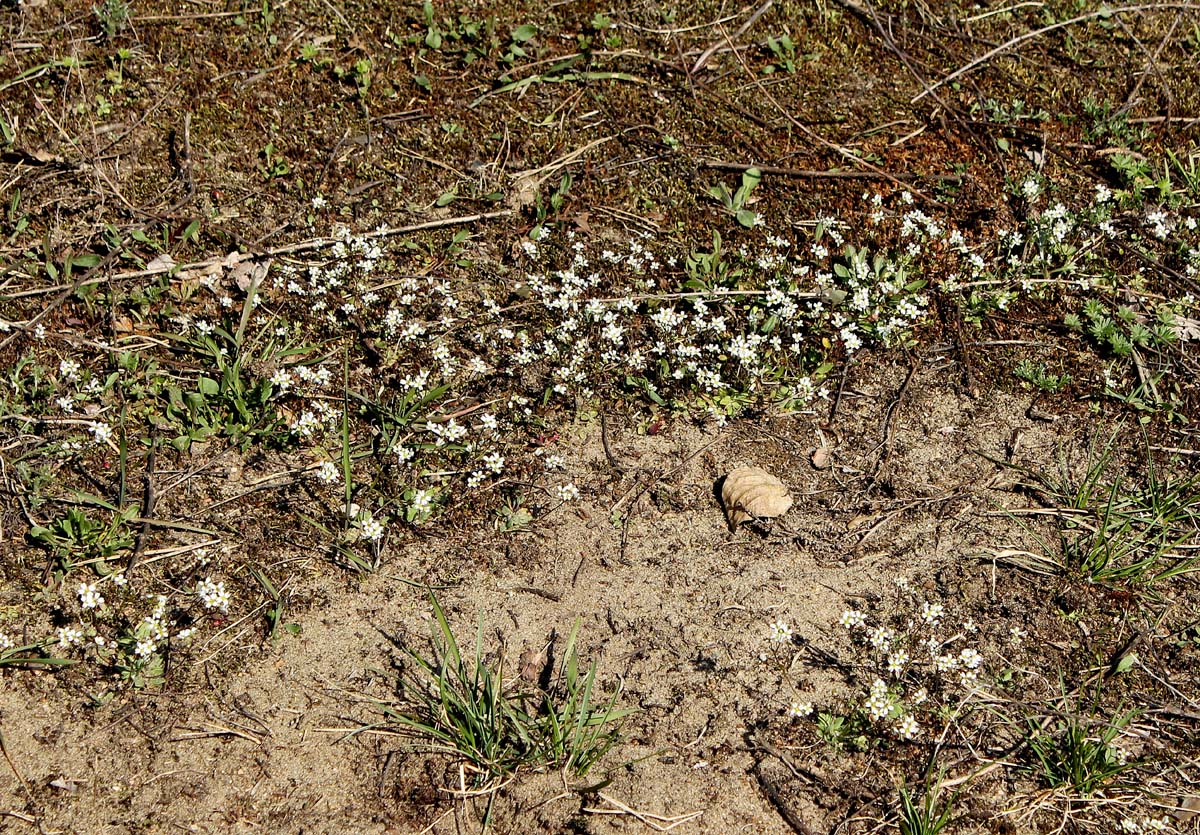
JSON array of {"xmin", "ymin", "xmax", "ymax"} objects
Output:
[
  {"xmin": 996, "ymin": 430, "xmax": 1200, "ymax": 584},
  {"xmin": 383, "ymin": 594, "xmax": 632, "ymax": 787}
]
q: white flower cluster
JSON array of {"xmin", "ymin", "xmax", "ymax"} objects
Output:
[
  {"xmin": 131, "ymin": 594, "xmax": 171, "ymax": 658},
  {"xmin": 554, "ymin": 483, "xmax": 581, "ymax": 502},
  {"xmin": 787, "ymin": 700, "xmax": 813, "ymax": 720},
  {"xmin": 944, "ymin": 175, "xmax": 1200, "ymax": 336},
  {"xmin": 196, "ymin": 577, "xmax": 231, "ymax": 612},
  {"xmin": 825, "ymin": 580, "xmax": 994, "ymax": 743},
  {"xmin": 78, "ymin": 582, "xmax": 105, "ymax": 610},
  {"xmin": 357, "ymin": 509, "xmax": 386, "ymax": 542},
  {"xmin": 1120, "ymin": 816, "xmax": 1173, "ymax": 834},
  {"xmin": 314, "ymin": 460, "xmax": 340, "ymax": 484}
]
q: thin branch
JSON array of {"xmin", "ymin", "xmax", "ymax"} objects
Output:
[
  {"xmin": 916, "ymin": 3, "xmax": 1200, "ymax": 102},
  {"xmin": 700, "ymin": 159, "xmax": 962, "ymax": 183}
]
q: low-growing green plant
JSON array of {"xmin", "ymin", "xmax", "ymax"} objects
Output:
[
  {"xmin": 495, "ymin": 495, "xmax": 532, "ymax": 532},
  {"xmin": 408, "ymin": 2, "xmax": 499, "ymax": 65},
  {"xmin": 162, "ymin": 315, "xmax": 303, "ymax": 450},
  {"xmin": 532, "ymin": 172, "xmax": 572, "ymax": 233},
  {"xmin": 972, "ymin": 96, "xmax": 1049, "ymax": 125},
  {"xmin": 707, "ymin": 167, "xmax": 762, "ymax": 228},
  {"xmin": 996, "ymin": 430, "xmax": 1200, "ymax": 583},
  {"xmin": 1066, "ymin": 299, "xmax": 1178, "ymax": 361},
  {"xmin": 383, "ymin": 594, "xmax": 632, "ymax": 793},
  {"xmin": 333, "ymin": 57, "xmax": 372, "ymax": 98},
  {"xmin": 259, "ymin": 142, "xmax": 290, "ymax": 181},
  {"xmin": 1014, "ymin": 359, "xmax": 1071, "ymax": 393},
  {"xmin": 684, "ymin": 230, "xmax": 741, "ymax": 291},
  {"xmin": 898, "ymin": 769, "xmax": 957, "ymax": 835},
  {"xmin": 29, "ymin": 502, "xmax": 137, "ymax": 579},
  {"xmin": 762, "ymin": 34, "xmax": 799, "ymax": 74},
  {"xmin": 1027, "ymin": 704, "xmax": 1137, "ymax": 795},
  {"xmin": 0, "ymin": 641, "xmax": 77, "ymax": 669},
  {"xmin": 93, "ymin": 0, "xmax": 130, "ymax": 40},
  {"xmin": 815, "ymin": 710, "xmax": 867, "ymax": 752}
]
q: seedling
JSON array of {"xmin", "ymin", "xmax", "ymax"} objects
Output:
[{"xmin": 707, "ymin": 167, "xmax": 762, "ymax": 228}]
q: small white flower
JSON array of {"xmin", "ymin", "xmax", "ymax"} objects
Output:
[
  {"xmin": 769, "ymin": 619, "xmax": 793, "ymax": 644},
  {"xmin": 896, "ymin": 714, "xmax": 920, "ymax": 740},
  {"xmin": 134, "ymin": 638, "xmax": 157, "ymax": 658},
  {"xmin": 176, "ymin": 627, "xmax": 196, "ymax": 641},
  {"xmin": 59, "ymin": 359, "xmax": 82, "ymax": 381},
  {"xmin": 868, "ymin": 626, "xmax": 894, "ymax": 650},
  {"xmin": 360, "ymin": 515, "xmax": 385, "ymax": 542},
  {"xmin": 410, "ymin": 488, "xmax": 434, "ymax": 515},
  {"xmin": 555, "ymin": 483, "xmax": 581, "ymax": 502},
  {"xmin": 887, "ymin": 649, "xmax": 909, "ymax": 675},
  {"xmin": 787, "ymin": 701, "xmax": 813, "ymax": 720},
  {"xmin": 0, "ymin": 632, "xmax": 13, "ymax": 650},
  {"xmin": 920, "ymin": 601, "xmax": 944, "ymax": 626},
  {"xmin": 89, "ymin": 422, "xmax": 113, "ymax": 446},
  {"xmin": 314, "ymin": 461, "xmax": 340, "ymax": 484},
  {"xmin": 196, "ymin": 577, "xmax": 231, "ymax": 612},
  {"xmin": 78, "ymin": 582, "xmax": 104, "ymax": 610},
  {"xmin": 291, "ymin": 410, "xmax": 320, "ymax": 437},
  {"xmin": 958, "ymin": 647, "xmax": 983, "ymax": 669},
  {"xmin": 865, "ymin": 679, "xmax": 894, "ymax": 721},
  {"xmin": 839, "ymin": 609, "xmax": 866, "ymax": 629},
  {"xmin": 57, "ymin": 623, "xmax": 82, "ymax": 647}
]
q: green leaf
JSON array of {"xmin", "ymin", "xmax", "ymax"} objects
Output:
[
  {"xmin": 512, "ymin": 23, "xmax": 537, "ymax": 43},
  {"xmin": 736, "ymin": 167, "xmax": 762, "ymax": 204},
  {"xmin": 198, "ymin": 376, "xmax": 219, "ymax": 396},
  {"xmin": 435, "ymin": 190, "xmax": 458, "ymax": 207},
  {"xmin": 735, "ymin": 208, "xmax": 758, "ymax": 228},
  {"xmin": 1114, "ymin": 651, "xmax": 1137, "ymax": 674}
]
